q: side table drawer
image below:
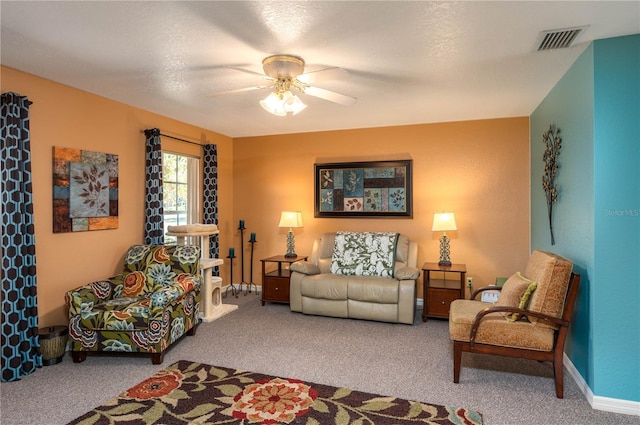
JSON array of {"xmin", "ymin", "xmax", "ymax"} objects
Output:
[
  {"xmin": 428, "ymin": 289, "xmax": 460, "ymax": 318},
  {"xmin": 264, "ymin": 277, "xmax": 290, "ymax": 302},
  {"xmin": 261, "ymin": 255, "xmax": 307, "ymax": 306}
]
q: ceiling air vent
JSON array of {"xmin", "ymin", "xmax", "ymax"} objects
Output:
[{"xmin": 534, "ymin": 26, "xmax": 588, "ymax": 51}]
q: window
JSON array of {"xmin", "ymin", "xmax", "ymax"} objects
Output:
[{"xmin": 162, "ymin": 152, "xmax": 199, "ymax": 244}]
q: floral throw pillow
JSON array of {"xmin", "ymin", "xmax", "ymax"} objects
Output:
[{"xmin": 330, "ymin": 232, "xmax": 399, "ymax": 277}]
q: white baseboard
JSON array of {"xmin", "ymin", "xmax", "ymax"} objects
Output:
[{"xmin": 564, "ymin": 353, "xmax": 640, "ymax": 416}]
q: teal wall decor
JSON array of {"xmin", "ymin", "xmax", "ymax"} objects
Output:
[{"xmin": 541, "ymin": 124, "xmax": 562, "ymax": 245}]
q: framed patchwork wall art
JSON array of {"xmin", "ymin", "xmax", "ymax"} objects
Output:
[
  {"xmin": 53, "ymin": 146, "xmax": 118, "ymax": 232},
  {"xmin": 314, "ymin": 160, "xmax": 412, "ymax": 218}
]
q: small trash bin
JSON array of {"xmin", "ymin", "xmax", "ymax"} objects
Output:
[{"xmin": 38, "ymin": 325, "xmax": 68, "ymax": 365}]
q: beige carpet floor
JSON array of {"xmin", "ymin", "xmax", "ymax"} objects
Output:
[{"xmin": 1, "ymin": 293, "xmax": 637, "ymax": 424}]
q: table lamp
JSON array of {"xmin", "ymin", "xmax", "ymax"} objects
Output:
[
  {"xmin": 278, "ymin": 211, "xmax": 303, "ymax": 258},
  {"xmin": 432, "ymin": 212, "xmax": 457, "ymax": 266}
]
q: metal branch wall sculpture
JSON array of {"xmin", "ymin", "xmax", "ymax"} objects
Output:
[{"xmin": 542, "ymin": 125, "xmax": 561, "ymax": 245}]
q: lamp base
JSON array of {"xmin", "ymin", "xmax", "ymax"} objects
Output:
[
  {"xmin": 438, "ymin": 234, "xmax": 452, "ymax": 267},
  {"xmin": 284, "ymin": 230, "xmax": 297, "ymax": 259}
]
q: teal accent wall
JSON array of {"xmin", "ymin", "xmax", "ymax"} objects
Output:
[
  {"xmin": 592, "ymin": 35, "xmax": 640, "ymax": 402},
  {"xmin": 531, "ymin": 44, "xmax": 595, "ymax": 389},
  {"xmin": 531, "ymin": 34, "xmax": 639, "ymax": 403}
]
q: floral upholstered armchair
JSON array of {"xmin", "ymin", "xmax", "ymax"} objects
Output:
[{"xmin": 65, "ymin": 244, "xmax": 201, "ymax": 364}]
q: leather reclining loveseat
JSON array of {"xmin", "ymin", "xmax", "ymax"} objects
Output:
[{"xmin": 289, "ymin": 232, "xmax": 419, "ymax": 324}]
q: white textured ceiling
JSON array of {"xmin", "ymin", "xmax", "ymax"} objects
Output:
[{"xmin": 1, "ymin": 1, "xmax": 638, "ymax": 138}]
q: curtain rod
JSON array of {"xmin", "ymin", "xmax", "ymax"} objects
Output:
[
  {"xmin": 160, "ymin": 133, "xmax": 203, "ymax": 148},
  {"xmin": 141, "ymin": 130, "xmax": 204, "ymax": 147}
]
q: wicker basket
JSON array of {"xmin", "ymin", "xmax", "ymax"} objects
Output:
[{"xmin": 39, "ymin": 325, "xmax": 68, "ymax": 365}]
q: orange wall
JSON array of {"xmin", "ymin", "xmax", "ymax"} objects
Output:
[
  {"xmin": 233, "ymin": 118, "xmax": 531, "ymax": 296},
  {"xmin": 1, "ymin": 66, "xmax": 234, "ymax": 327},
  {"xmin": 2, "ymin": 65, "xmax": 530, "ymax": 327}
]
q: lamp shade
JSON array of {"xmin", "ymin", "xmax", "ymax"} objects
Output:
[
  {"xmin": 432, "ymin": 212, "xmax": 457, "ymax": 232},
  {"xmin": 278, "ymin": 211, "xmax": 303, "ymax": 228},
  {"xmin": 260, "ymin": 92, "xmax": 286, "ymax": 116},
  {"xmin": 282, "ymin": 91, "xmax": 307, "ymax": 115},
  {"xmin": 260, "ymin": 91, "xmax": 307, "ymax": 116}
]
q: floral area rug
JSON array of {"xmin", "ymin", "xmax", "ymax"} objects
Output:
[{"xmin": 68, "ymin": 360, "xmax": 483, "ymax": 424}]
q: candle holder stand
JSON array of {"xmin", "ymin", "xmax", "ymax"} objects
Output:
[
  {"xmin": 238, "ymin": 226, "xmax": 250, "ymax": 295},
  {"xmin": 223, "ymin": 253, "xmax": 239, "ymax": 298},
  {"xmin": 246, "ymin": 239, "xmax": 258, "ymax": 295}
]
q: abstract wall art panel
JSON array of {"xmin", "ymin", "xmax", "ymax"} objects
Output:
[
  {"xmin": 53, "ymin": 146, "xmax": 118, "ymax": 232},
  {"xmin": 314, "ymin": 160, "xmax": 412, "ymax": 218}
]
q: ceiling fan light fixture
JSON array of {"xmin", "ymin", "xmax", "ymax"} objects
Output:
[
  {"xmin": 215, "ymin": 54, "xmax": 354, "ymax": 113},
  {"xmin": 282, "ymin": 90, "xmax": 307, "ymax": 115},
  {"xmin": 260, "ymin": 92, "xmax": 286, "ymax": 116},
  {"xmin": 260, "ymin": 90, "xmax": 307, "ymax": 116}
]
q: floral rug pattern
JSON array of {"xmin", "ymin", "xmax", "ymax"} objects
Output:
[{"xmin": 69, "ymin": 360, "xmax": 483, "ymax": 425}]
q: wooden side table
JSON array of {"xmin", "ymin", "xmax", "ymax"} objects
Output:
[
  {"xmin": 261, "ymin": 255, "xmax": 307, "ymax": 305},
  {"xmin": 421, "ymin": 262, "xmax": 466, "ymax": 321}
]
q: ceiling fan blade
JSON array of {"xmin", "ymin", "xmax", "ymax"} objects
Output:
[
  {"xmin": 225, "ymin": 66, "xmax": 273, "ymax": 80},
  {"xmin": 303, "ymin": 86, "xmax": 357, "ymax": 106},
  {"xmin": 207, "ymin": 85, "xmax": 272, "ymax": 97},
  {"xmin": 298, "ymin": 67, "xmax": 349, "ymax": 84}
]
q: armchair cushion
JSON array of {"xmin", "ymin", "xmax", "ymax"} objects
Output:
[
  {"xmin": 449, "ymin": 300, "xmax": 555, "ymax": 351},
  {"xmin": 524, "ymin": 251, "xmax": 573, "ymax": 328},
  {"xmin": 66, "ymin": 280, "xmax": 118, "ymax": 317},
  {"xmin": 77, "ymin": 296, "xmax": 150, "ymax": 330},
  {"xmin": 122, "ymin": 244, "xmax": 201, "ymax": 295}
]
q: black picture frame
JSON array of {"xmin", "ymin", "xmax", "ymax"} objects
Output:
[{"xmin": 314, "ymin": 160, "xmax": 412, "ymax": 218}]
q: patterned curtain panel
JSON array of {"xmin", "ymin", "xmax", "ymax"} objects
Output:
[
  {"xmin": 203, "ymin": 144, "xmax": 219, "ymax": 264},
  {"xmin": 143, "ymin": 128, "xmax": 164, "ymax": 245},
  {"xmin": 1, "ymin": 92, "xmax": 42, "ymax": 381}
]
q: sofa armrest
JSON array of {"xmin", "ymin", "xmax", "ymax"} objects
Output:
[
  {"xmin": 290, "ymin": 261, "xmax": 321, "ymax": 275},
  {"xmin": 394, "ymin": 266, "xmax": 420, "ymax": 280},
  {"xmin": 149, "ymin": 273, "xmax": 201, "ymax": 317},
  {"xmin": 65, "ymin": 276, "xmax": 121, "ymax": 317}
]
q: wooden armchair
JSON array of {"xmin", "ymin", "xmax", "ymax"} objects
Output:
[{"xmin": 448, "ymin": 250, "xmax": 580, "ymax": 398}]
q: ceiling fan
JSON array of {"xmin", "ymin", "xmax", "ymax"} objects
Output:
[{"xmin": 211, "ymin": 54, "xmax": 356, "ymax": 116}]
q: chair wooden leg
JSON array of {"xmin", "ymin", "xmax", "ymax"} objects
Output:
[
  {"xmin": 553, "ymin": 349, "xmax": 564, "ymax": 398},
  {"xmin": 187, "ymin": 324, "xmax": 197, "ymax": 336},
  {"xmin": 71, "ymin": 351, "xmax": 87, "ymax": 363},
  {"xmin": 453, "ymin": 341, "xmax": 462, "ymax": 383},
  {"xmin": 151, "ymin": 352, "xmax": 164, "ymax": 365}
]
